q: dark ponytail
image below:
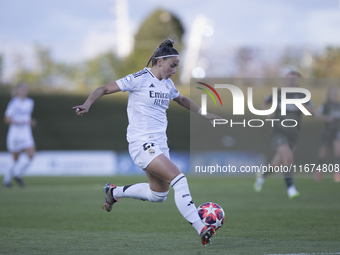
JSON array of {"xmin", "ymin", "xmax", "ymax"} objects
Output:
[{"xmin": 146, "ymin": 38, "xmax": 179, "ymax": 67}]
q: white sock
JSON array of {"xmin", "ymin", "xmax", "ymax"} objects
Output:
[
  {"xmin": 113, "ymin": 183, "xmax": 168, "ymax": 202},
  {"xmin": 171, "ymin": 173, "xmax": 205, "ymax": 234},
  {"xmin": 3, "ymin": 160, "xmax": 16, "ymax": 184}
]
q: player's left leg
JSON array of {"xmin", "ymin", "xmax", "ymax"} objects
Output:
[
  {"xmin": 21, "ymin": 147, "xmax": 35, "ymax": 175},
  {"xmin": 145, "ymin": 154, "xmax": 214, "ymax": 245},
  {"xmin": 145, "ymin": 155, "xmax": 206, "ymax": 231},
  {"xmin": 332, "ymin": 139, "xmax": 340, "ymax": 182},
  {"xmin": 276, "ymin": 144, "xmax": 299, "ymax": 198},
  {"xmin": 13, "ymin": 146, "xmax": 35, "ymax": 187}
]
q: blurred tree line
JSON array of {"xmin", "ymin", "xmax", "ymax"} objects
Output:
[
  {"xmin": 312, "ymin": 47, "xmax": 340, "ymax": 77},
  {"xmin": 0, "ymin": 9, "xmax": 184, "ymax": 92},
  {"xmin": 232, "ymin": 46, "xmax": 340, "ymax": 78},
  {"xmin": 1, "ymin": 8, "xmax": 340, "ymax": 92}
]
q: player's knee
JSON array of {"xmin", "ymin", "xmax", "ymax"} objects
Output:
[
  {"xmin": 148, "ymin": 189, "xmax": 168, "ymax": 203},
  {"xmin": 170, "ymin": 173, "xmax": 188, "ymax": 191}
]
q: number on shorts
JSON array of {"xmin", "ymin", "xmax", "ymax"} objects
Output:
[{"xmin": 143, "ymin": 143, "xmax": 155, "ymax": 151}]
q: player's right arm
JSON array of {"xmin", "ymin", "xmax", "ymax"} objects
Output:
[
  {"xmin": 4, "ymin": 99, "xmax": 27, "ymax": 125},
  {"xmin": 4, "ymin": 116, "xmax": 13, "ymax": 125},
  {"xmin": 73, "ymin": 81, "xmax": 121, "ymax": 116},
  {"xmin": 4, "ymin": 116, "xmax": 29, "ymax": 125}
]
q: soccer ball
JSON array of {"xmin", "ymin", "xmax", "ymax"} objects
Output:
[{"xmin": 197, "ymin": 202, "xmax": 225, "ymax": 230}]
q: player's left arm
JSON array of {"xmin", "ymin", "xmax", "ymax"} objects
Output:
[
  {"xmin": 73, "ymin": 82, "xmax": 121, "ymax": 116},
  {"xmin": 4, "ymin": 116, "xmax": 28, "ymax": 126},
  {"xmin": 173, "ymin": 93, "xmax": 222, "ymax": 121}
]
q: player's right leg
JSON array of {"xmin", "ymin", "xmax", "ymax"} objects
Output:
[
  {"xmin": 275, "ymin": 144, "xmax": 299, "ymax": 198},
  {"xmin": 3, "ymin": 159, "xmax": 14, "ymax": 188},
  {"xmin": 3, "ymin": 152, "xmax": 20, "ymax": 188}
]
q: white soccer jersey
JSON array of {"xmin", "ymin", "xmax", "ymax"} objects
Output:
[
  {"xmin": 116, "ymin": 67, "xmax": 180, "ymax": 143},
  {"xmin": 5, "ymin": 97, "xmax": 34, "ymax": 124},
  {"xmin": 5, "ymin": 97, "xmax": 35, "ymax": 152}
]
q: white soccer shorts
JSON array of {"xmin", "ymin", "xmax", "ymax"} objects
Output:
[{"xmin": 128, "ymin": 140, "xmax": 170, "ymax": 169}]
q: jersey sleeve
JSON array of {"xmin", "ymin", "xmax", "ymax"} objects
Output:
[
  {"xmin": 5, "ymin": 99, "xmax": 16, "ymax": 117},
  {"xmin": 116, "ymin": 74, "xmax": 139, "ymax": 92},
  {"xmin": 167, "ymin": 79, "xmax": 180, "ymax": 100}
]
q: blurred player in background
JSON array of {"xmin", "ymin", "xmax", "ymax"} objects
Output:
[
  {"xmin": 73, "ymin": 39, "xmax": 220, "ymax": 245},
  {"xmin": 3, "ymin": 83, "xmax": 36, "ymax": 188},
  {"xmin": 253, "ymin": 71, "xmax": 314, "ymax": 198},
  {"xmin": 315, "ymin": 86, "xmax": 340, "ymax": 182}
]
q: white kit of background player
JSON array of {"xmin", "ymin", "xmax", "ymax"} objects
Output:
[{"xmin": 3, "ymin": 84, "xmax": 36, "ymax": 188}]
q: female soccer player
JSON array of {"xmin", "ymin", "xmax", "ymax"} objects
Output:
[
  {"xmin": 73, "ymin": 39, "xmax": 220, "ymax": 245},
  {"xmin": 315, "ymin": 86, "xmax": 340, "ymax": 182},
  {"xmin": 3, "ymin": 83, "xmax": 36, "ymax": 188},
  {"xmin": 253, "ymin": 71, "xmax": 314, "ymax": 198}
]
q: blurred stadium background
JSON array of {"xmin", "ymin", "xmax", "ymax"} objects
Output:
[
  {"xmin": 1, "ymin": 1, "xmax": 340, "ymax": 254},
  {"xmin": 1, "ymin": 0, "xmax": 340, "ymax": 175}
]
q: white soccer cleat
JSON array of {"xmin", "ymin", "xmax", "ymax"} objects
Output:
[{"xmin": 287, "ymin": 185, "xmax": 300, "ymax": 199}]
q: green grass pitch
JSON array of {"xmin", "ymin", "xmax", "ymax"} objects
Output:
[{"xmin": 0, "ymin": 176, "xmax": 339, "ymax": 255}]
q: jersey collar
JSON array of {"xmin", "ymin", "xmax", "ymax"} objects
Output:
[{"xmin": 144, "ymin": 67, "xmax": 166, "ymax": 82}]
